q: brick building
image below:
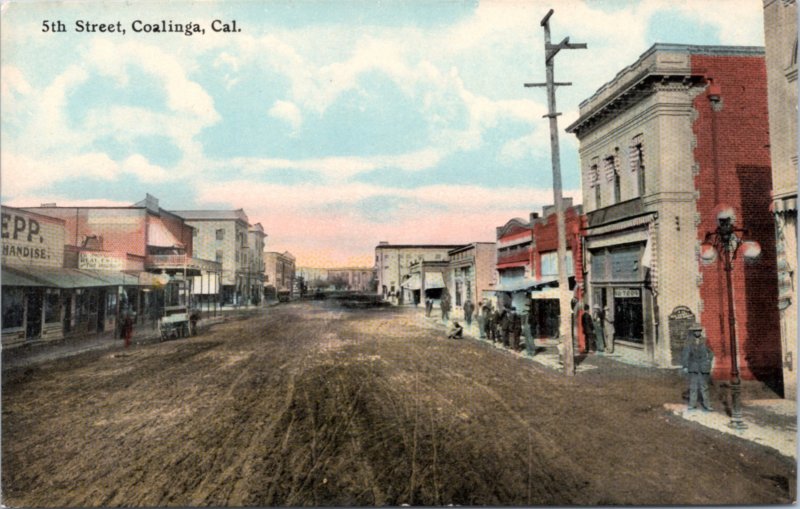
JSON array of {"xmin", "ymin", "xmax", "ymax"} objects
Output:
[
  {"xmin": 494, "ymin": 201, "xmax": 583, "ymax": 341},
  {"xmin": 763, "ymin": 0, "xmax": 797, "ymax": 398},
  {"xmin": 567, "ymin": 44, "xmax": 781, "ymax": 383},
  {"xmin": 13, "ymin": 195, "xmax": 221, "ymax": 345}
]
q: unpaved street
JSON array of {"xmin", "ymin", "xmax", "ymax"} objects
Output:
[{"xmin": 2, "ymin": 300, "xmax": 796, "ymax": 506}]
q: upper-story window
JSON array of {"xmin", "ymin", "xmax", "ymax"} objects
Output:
[
  {"xmin": 589, "ymin": 162, "xmax": 600, "ymax": 209},
  {"xmin": 215, "ymin": 250, "xmax": 223, "ymax": 263},
  {"xmin": 604, "ymin": 154, "xmax": 620, "ymax": 204},
  {"xmin": 630, "ymin": 135, "xmax": 645, "ymax": 197},
  {"xmin": 216, "ymin": 228, "xmax": 224, "ymax": 240}
]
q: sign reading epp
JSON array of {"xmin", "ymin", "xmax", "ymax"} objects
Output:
[
  {"xmin": 2, "ymin": 213, "xmax": 45, "ymax": 243},
  {"xmin": 1, "ymin": 211, "xmax": 64, "ymax": 267}
]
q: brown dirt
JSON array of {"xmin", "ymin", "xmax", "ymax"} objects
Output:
[{"xmin": 2, "ymin": 301, "xmax": 796, "ymax": 506}]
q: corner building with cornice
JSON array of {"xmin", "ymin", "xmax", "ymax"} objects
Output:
[{"xmin": 567, "ymin": 44, "xmax": 782, "ymax": 389}]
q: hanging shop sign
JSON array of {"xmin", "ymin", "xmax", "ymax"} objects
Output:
[{"xmin": 79, "ymin": 252, "xmax": 124, "ymax": 271}]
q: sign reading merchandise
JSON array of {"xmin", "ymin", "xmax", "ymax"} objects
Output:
[
  {"xmin": 1, "ymin": 207, "xmax": 65, "ymax": 268},
  {"xmin": 79, "ymin": 252, "xmax": 125, "ymax": 271}
]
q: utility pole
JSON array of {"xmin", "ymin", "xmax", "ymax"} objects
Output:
[{"xmin": 525, "ymin": 9, "xmax": 586, "ymax": 376}]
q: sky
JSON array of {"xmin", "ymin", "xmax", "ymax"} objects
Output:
[{"xmin": 0, "ymin": 0, "xmax": 766, "ymax": 267}]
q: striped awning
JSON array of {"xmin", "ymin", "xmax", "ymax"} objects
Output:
[
  {"xmin": 148, "ymin": 220, "xmax": 184, "ymax": 248},
  {"xmin": 585, "ymin": 214, "xmax": 653, "ymax": 237},
  {"xmin": 424, "ymin": 272, "xmax": 446, "ymax": 289},
  {"xmin": 401, "ymin": 274, "xmax": 421, "ymax": 290}
]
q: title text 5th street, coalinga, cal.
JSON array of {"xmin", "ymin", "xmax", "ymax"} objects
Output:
[{"xmin": 41, "ymin": 20, "xmax": 241, "ymax": 35}]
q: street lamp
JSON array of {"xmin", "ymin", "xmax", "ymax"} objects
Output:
[{"xmin": 700, "ymin": 205, "xmax": 761, "ymax": 429}]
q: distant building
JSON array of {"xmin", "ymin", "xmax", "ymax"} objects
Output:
[
  {"xmin": 265, "ymin": 251, "xmax": 296, "ymax": 300},
  {"xmin": 763, "ymin": 0, "xmax": 797, "ymax": 398},
  {"xmin": 374, "ymin": 242, "xmax": 465, "ymax": 303},
  {"xmin": 247, "ymin": 223, "xmax": 267, "ymax": 305},
  {"xmin": 567, "ymin": 44, "xmax": 780, "ymax": 379},
  {"xmin": 173, "ymin": 209, "xmax": 251, "ymax": 306},
  {"xmin": 326, "ymin": 268, "xmax": 376, "ymax": 292},
  {"xmin": 446, "ymin": 242, "xmax": 496, "ymax": 311}
]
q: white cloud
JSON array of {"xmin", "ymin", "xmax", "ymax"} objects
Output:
[
  {"xmin": 268, "ymin": 100, "xmax": 303, "ymax": 133},
  {"xmin": 232, "ymin": 147, "xmax": 444, "ymax": 180}
]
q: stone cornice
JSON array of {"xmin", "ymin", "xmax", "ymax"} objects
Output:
[{"xmin": 566, "ymin": 44, "xmax": 765, "ymax": 138}]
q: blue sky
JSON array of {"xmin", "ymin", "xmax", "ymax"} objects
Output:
[{"xmin": 1, "ymin": 0, "xmax": 765, "ymax": 266}]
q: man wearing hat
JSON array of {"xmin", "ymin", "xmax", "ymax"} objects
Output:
[{"xmin": 681, "ymin": 323, "xmax": 714, "ymax": 411}]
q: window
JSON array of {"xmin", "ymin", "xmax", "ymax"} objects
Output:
[
  {"xmin": 215, "ymin": 250, "xmax": 223, "ymax": 263},
  {"xmin": 44, "ymin": 290, "xmax": 60, "ymax": 324},
  {"xmin": 192, "ymin": 228, "xmax": 198, "ymax": 237},
  {"xmin": 216, "ymin": 229, "xmax": 225, "ymax": 240},
  {"xmin": 604, "ymin": 155, "xmax": 620, "ymax": 204},
  {"xmin": 590, "ymin": 163, "xmax": 601, "ymax": 208},
  {"xmin": 630, "ymin": 135, "xmax": 645, "ymax": 196},
  {"xmin": 2, "ymin": 287, "xmax": 24, "ymax": 329}
]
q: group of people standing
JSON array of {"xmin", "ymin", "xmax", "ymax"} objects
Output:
[
  {"xmin": 476, "ymin": 300, "xmax": 526, "ymax": 352},
  {"xmin": 580, "ymin": 304, "xmax": 614, "ymax": 355}
]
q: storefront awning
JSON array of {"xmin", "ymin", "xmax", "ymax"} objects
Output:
[
  {"xmin": 494, "ymin": 276, "xmax": 559, "ymax": 293},
  {"xmin": 1, "ymin": 266, "xmax": 144, "ymax": 289},
  {"xmin": 401, "ymin": 274, "xmax": 421, "ymax": 290},
  {"xmin": 424, "ymin": 272, "xmax": 446, "ymax": 289},
  {"xmin": 2, "ymin": 266, "xmax": 49, "ymax": 287}
]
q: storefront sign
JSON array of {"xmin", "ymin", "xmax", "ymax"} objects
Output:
[
  {"xmin": 613, "ymin": 288, "xmax": 640, "ymax": 298},
  {"xmin": 669, "ymin": 305, "xmax": 696, "ymax": 365},
  {"xmin": 1, "ymin": 208, "xmax": 65, "ymax": 267},
  {"xmin": 79, "ymin": 252, "xmax": 124, "ymax": 271}
]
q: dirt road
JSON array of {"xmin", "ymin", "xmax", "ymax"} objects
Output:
[{"xmin": 2, "ymin": 301, "xmax": 795, "ymax": 506}]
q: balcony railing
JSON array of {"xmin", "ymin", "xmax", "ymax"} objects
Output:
[{"xmin": 497, "ymin": 250, "xmax": 530, "ymax": 266}]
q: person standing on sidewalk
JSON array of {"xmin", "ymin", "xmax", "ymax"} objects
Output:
[
  {"xmin": 122, "ymin": 311, "xmax": 134, "ymax": 349},
  {"xmin": 463, "ymin": 298, "xmax": 475, "ymax": 327},
  {"xmin": 681, "ymin": 323, "xmax": 714, "ymax": 411},
  {"xmin": 440, "ymin": 293, "xmax": 451, "ymax": 322},
  {"xmin": 592, "ymin": 305, "xmax": 606, "ymax": 353},
  {"xmin": 581, "ymin": 304, "xmax": 595, "ymax": 353}
]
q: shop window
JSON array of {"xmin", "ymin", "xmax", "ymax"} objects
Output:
[
  {"xmin": 2, "ymin": 287, "xmax": 24, "ymax": 329},
  {"xmin": 44, "ymin": 290, "xmax": 61, "ymax": 324},
  {"xmin": 613, "ymin": 288, "xmax": 644, "ymax": 344},
  {"xmin": 106, "ymin": 292, "xmax": 117, "ymax": 318}
]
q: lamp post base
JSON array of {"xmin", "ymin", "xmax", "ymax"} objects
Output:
[{"xmin": 728, "ymin": 379, "xmax": 748, "ymax": 430}]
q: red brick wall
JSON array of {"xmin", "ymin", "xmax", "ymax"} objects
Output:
[
  {"xmin": 692, "ymin": 54, "xmax": 781, "ymax": 382},
  {"xmin": 531, "ymin": 206, "xmax": 586, "ymax": 348}
]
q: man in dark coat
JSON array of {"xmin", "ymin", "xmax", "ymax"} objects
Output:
[
  {"xmin": 478, "ymin": 301, "xmax": 489, "ymax": 339},
  {"xmin": 681, "ymin": 323, "xmax": 714, "ymax": 411},
  {"xmin": 499, "ymin": 306, "xmax": 511, "ymax": 348},
  {"xmin": 448, "ymin": 321, "xmax": 464, "ymax": 339},
  {"xmin": 581, "ymin": 304, "xmax": 595, "ymax": 353},
  {"xmin": 511, "ymin": 307, "xmax": 522, "ymax": 351},
  {"xmin": 463, "ymin": 298, "xmax": 475, "ymax": 327}
]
